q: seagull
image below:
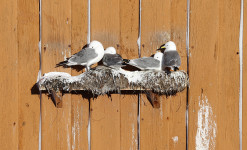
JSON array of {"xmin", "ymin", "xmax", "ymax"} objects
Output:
[
  {"xmin": 124, "ymin": 52, "xmax": 164, "ymax": 71},
  {"xmin": 102, "ymin": 47, "xmax": 125, "ymax": 69},
  {"xmin": 157, "ymin": 41, "xmax": 181, "ymax": 71},
  {"xmin": 56, "ymin": 40, "xmax": 104, "ymax": 71}
]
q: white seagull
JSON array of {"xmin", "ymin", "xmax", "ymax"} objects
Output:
[
  {"xmin": 56, "ymin": 40, "xmax": 104, "ymax": 71},
  {"xmin": 102, "ymin": 47, "xmax": 125, "ymax": 69},
  {"xmin": 157, "ymin": 41, "xmax": 181, "ymax": 71},
  {"xmin": 124, "ymin": 52, "xmax": 164, "ymax": 71}
]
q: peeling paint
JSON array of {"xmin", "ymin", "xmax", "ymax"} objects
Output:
[
  {"xmin": 172, "ymin": 136, "xmax": 178, "ymax": 144},
  {"xmin": 72, "ymin": 125, "xmax": 75, "ymax": 150},
  {"xmin": 160, "ymin": 101, "xmax": 163, "ymax": 120},
  {"xmin": 130, "ymin": 123, "xmax": 137, "ymax": 150},
  {"xmin": 67, "ymin": 124, "xmax": 71, "ymax": 150},
  {"xmin": 63, "ymin": 48, "xmax": 71, "ymax": 61},
  {"xmin": 196, "ymin": 95, "xmax": 217, "ymax": 150},
  {"xmin": 72, "ymin": 105, "xmax": 82, "ymax": 150}
]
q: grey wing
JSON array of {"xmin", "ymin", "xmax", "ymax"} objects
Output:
[
  {"xmin": 103, "ymin": 54, "xmax": 123, "ymax": 66},
  {"xmin": 130, "ymin": 57, "xmax": 160, "ymax": 69},
  {"xmin": 163, "ymin": 51, "xmax": 181, "ymax": 67},
  {"xmin": 68, "ymin": 48, "xmax": 98, "ymax": 64}
]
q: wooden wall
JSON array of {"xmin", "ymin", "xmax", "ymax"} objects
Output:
[{"xmin": 0, "ymin": 0, "xmax": 245, "ymax": 149}]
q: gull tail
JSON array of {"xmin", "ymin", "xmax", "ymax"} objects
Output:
[
  {"xmin": 122, "ymin": 59, "xmax": 130, "ymax": 65},
  {"xmin": 56, "ymin": 60, "xmax": 68, "ymax": 68},
  {"xmin": 123, "ymin": 59, "xmax": 130, "ymax": 63}
]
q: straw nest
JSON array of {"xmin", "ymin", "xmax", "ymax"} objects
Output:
[{"xmin": 38, "ymin": 66, "xmax": 189, "ymax": 95}]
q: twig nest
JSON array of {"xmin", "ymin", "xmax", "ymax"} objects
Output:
[{"xmin": 38, "ymin": 66, "xmax": 189, "ymax": 95}]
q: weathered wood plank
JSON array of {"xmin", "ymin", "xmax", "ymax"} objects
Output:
[
  {"xmin": 140, "ymin": 0, "xmax": 187, "ymax": 149},
  {"xmin": 90, "ymin": 95, "xmax": 121, "ymax": 150},
  {"xmin": 189, "ymin": 0, "xmax": 240, "ymax": 149},
  {"xmin": 167, "ymin": 0, "xmax": 187, "ymax": 149},
  {"xmin": 0, "ymin": 0, "xmax": 18, "ymax": 149},
  {"xmin": 140, "ymin": 1, "xmax": 171, "ymax": 149},
  {"xmin": 90, "ymin": 0, "xmax": 121, "ymax": 149},
  {"xmin": 41, "ymin": 0, "xmax": 72, "ymax": 149},
  {"xmin": 119, "ymin": 0, "xmax": 139, "ymax": 149},
  {"xmin": 17, "ymin": 0, "xmax": 40, "ymax": 149},
  {"xmin": 71, "ymin": 0, "xmax": 89, "ymax": 149}
]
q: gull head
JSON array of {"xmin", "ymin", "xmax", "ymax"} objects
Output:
[
  {"xmin": 154, "ymin": 52, "xmax": 164, "ymax": 61},
  {"xmin": 104, "ymin": 47, "xmax": 116, "ymax": 54},
  {"xmin": 89, "ymin": 41, "xmax": 104, "ymax": 50},
  {"xmin": 157, "ymin": 41, "xmax": 176, "ymax": 52}
]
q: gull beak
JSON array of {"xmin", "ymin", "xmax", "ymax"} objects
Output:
[{"xmin": 157, "ymin": 46, "xmax": 165, "ymax": 51}]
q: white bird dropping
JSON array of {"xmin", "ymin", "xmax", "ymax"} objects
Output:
[
  {"xmin": 56, "ymin": 40, "xmax": 104, "ymax": 71},
  {"xmin": 124, "ymin": 52, "xmax": 163, "ymax": 71},
  {"xmin": 102, "ymin": 47, "xmax": 125, "ymax": 69},
  {"xmin": 157, "ymin": 41, "xmax": 181, "ymax": 71}
]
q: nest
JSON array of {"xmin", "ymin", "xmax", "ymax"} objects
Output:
[{"xmin": 38, "ymin": 66, "xmax": 189, "ymax": 95}]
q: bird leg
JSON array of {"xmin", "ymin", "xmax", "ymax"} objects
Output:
[
  {"xmin": 86, "ymin": 66, "xmax": 90, "ymax": 72},
  {"xmin": 165, "ymin": 67, "xmax": 171, "ymax": 75}
]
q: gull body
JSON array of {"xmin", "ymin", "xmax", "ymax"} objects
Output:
[
  {"xmin": 125, "ymin": 52, "xmax": 163, "ymax": 71},
  {"xmin": 102, "ymin": 47, "xmax": 125, "ymax": 69},
  {"xmin": 157, "ymin": 41, "xmax": 181, "ymax": 71},
  {"xmin": 56, "ymin": 41, "xmax": 104, "ymax": 71}
]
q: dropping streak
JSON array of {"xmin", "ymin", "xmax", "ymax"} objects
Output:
[{"xmin": 195, "ymin": 95, "xmax": 217, "ymax": 150}]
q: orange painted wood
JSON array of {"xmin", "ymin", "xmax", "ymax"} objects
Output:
[
  {"xmin": 120, "ymin": 94, "xmax": 138, "ymax": 150},
  {"xmin": 140, "ymin": 0, "xmax": 187, "ymax": 149},
  {"xmin": 168, "ymin": 1, "xmax": 187, "ymax": 149},
  {"xmin": 189, "ymin": 0, "xmax": 240, "ymax": 149},
  {"xmin": 71, "ymin": 0, "xmax": 89, "ymax": 149},
  {"xmin": 17, "ymin": 0, "xmax": 40, "ymax": 149},
  {"xmin": 41, "ymin": 0, "xmax": 72, "ymax": 149},
  {"xmin": 71, "ymin": 98, "xmax": 89, "ymax": 150},
  {"xmin": 243, "ymin": 0, "xmax": 247, "ymax": 149},
  {"xmin": 119, "ymin": 0, "xmax": 139, "ymax": 149},
  {"xmin": 90, "ymin": 95, "xmax": 121, "ymax": 150},
  {"xmin": 0, "ymin": 0, "xmax": 18, "ymax": 149},
  {"xmin": 90, "ymin": 0, "xmax": 121, "ymax": 149}
]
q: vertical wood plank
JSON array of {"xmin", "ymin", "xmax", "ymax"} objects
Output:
[
  {"xmin": 119, "ymin": 0, "xmax": 139, "ymax": 149},
  {"xmin": 0, "ymin": 0, "xmax": 18, "ymax": 149},
  {"xmin": 189, "ymin": 0, "xmax": 240, "ymax": 149},
  {"xmin": 17, "ymin": 0, "xmax": 40, "ymax": 149},
  {"xmin": 71, "ymin": 0, "xmax": 89, "ymax": 149},
  {"xmin": 90, "ymin": 95, "xmax": 120, "ymax": 150},
  {"xmin": 168, "ymin": 0, "xmax": 187, "ymax": 149},
  {"xmin": 140, "ymin": 0, "xmax": 187, "ymax": 149},
  {"xmin": 41, "ymin": 0, "xmax": 72, "ymax": 149},
  {"xmin": 243, "ymin": 0, "xmax": 247, "ymax": 149},
  {"xmin": 90, "ymin": 0, "xmax": 121, "ymax": 149},
  {"xmin": 140, "ymin": 0, "xmax": 171, "ymax": 146}
]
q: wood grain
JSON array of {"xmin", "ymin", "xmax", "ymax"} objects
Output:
[
  {"xmin": 0, "ymin": 0, "xmax": 18, "ymax": 149},
  {"xmin": 41, "ymin": 0, "xmax": 72, "ymax": 149},
  {"xmin": 71, "ymin": 0, "xmax": 89, "ymax": 149},
  {"xmin": 17, "ymin": 0, "xmax": 40, "ymax": 149},
  {"xmin": 0, "ymin": 0, "xmax": 244, "ymax": 149},
  {"xmin": 243, "ymin": 0, "xmax": 247, "ymax": 149},
  {"xmin": 119, "ymin": 0, "xmax": 139, "ymax": 149},
  {"xmin": 140, "ymin": 0, "xmax": 187, "ymax": 149},
  {"xmin": 189, "ymin": 0, "xmax": 240, "ymax": 149},
  {"xmin": 140, "ymin": 0, "xmax": 171, "ymax": 147},
  {"xmin": 90, "ymin": 0, "xmax": 121, "ymax": 149}
]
